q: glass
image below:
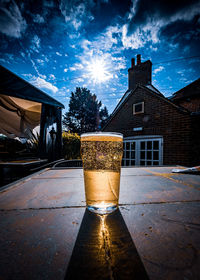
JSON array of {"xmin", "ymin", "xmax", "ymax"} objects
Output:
[
  {"xmin": 153, "ymin": 141, "xmax": 159, "ymax": 150},
  {"xmin": 131, "ymin": 151, "xmax": 135, "ymax": 159},
  {"xmin": 147, "ymin": 141, "xmax": 152, "ymax": 150},
  {"xmin": 153, "ymin": 151, "xmax": 159, "ymax": 160},
  {"xmin": 81, "ymin": 132, "xmax": 123, "ymax": 214},
  {"xmin": 147, "ymin": 151, "xmax": 152, "ymax": 160},
  {"xmin": 126, "ymin": 151, "xmax": 130, "ymax": 158},
  {"xmin": 131, "ymin": 142, "xmax": 135, "ymax": 150},
  {"xmin": 140, "ymin": 141, "xmax": 145, "ymax": 150}
]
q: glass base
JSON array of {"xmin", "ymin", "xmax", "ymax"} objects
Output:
[{"xmin": 87, "ymin": 204, "xmax": 118, "ymax": 215}]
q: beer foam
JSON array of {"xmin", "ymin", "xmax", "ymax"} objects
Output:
[{"xmin": 81, "ymin": 132, "xmax": 123, "ymax": 142}]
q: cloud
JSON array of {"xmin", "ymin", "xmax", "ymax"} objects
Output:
[
  {"xmin": 128, "ymin": 0, "xmax": 199, "ymax": 34},
  {"xmin": 59, "ymin": 0, "xmax": 95, "ymax": 30},
  {"xmin": 31, "ymin": 35, "xmax": 41, "ymax": 53},
  {"xmin": 64, "ymin": 68, "xmax": 68, "ymax": 72},
  {"xmin": 29, "ymin": 76, "xmax": 58, "ymax": 94},
  {"xmin": 56, "ymin": 51, "xmax": 62, "ymax": 56},
  {"xmin": 69, "ymin": 66, "xmax": 76, "ymax": 71},
  {"xmin": 69, "ymin": 63, "xmax": 84, "ymax": 71},
  {"xmin": 121, "ymin": 0, "xmax": 200, "ymax": 49},
  {"xmin": 33, "ymin": 14, "xmax": 45, "ymax": 23},
  {"xmin": 36, "ymin": 59, "xmax": 44, "ymax": 65},
  {"xmin": 75, "ymin": 78, "xmax": 84, "ymax": 83},
  {"xmin": 0, "ymin": 0, "xmax": 27, "ymax": 38},
  {"xmin": 49, "ymin": 74, "xmax": 56, "ymax": 80},
  {"xmin": 153, "ymin": 66, "xmax": 164, "ymax": 74}
]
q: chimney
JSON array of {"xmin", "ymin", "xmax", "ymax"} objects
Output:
[
  {"xmin": 128, "ymin": 54, "xmax": 152, "ymax": 90},
  {"xmin": 137, "ymin": 54, "xmax": 141, "ymax": 65},
  {"xmin": 131, "ymin": 58, "xmax": 135, "ymax": 68}
]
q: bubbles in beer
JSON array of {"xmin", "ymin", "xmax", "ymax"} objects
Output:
[{"xmin": 81, "ymin": 140, "xmax": 123, "ymax": 171}]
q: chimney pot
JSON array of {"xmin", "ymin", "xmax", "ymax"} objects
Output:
[
  {"xmin": 131, "ymin": 58, "xmax": 135, "ymax": 68},
  {"xmin": 137, "ymin": 54, "xmax": 141, "ymax": 65}
]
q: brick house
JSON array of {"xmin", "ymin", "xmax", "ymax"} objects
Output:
[{"xmin": 103, "ymin": 55, "xmax": 200, "ymax": 167}]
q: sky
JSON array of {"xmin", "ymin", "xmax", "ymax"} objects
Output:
[{"xmin": 0, "ymin": 0, "xmax": 200, "ymax": 114}]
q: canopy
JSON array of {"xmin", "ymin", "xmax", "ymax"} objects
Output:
[
  {"xmin": 0, "ymin": 65, "xmax": 64, "ymax": 139},
  {"xmin": 0, "ymin": 94, "xmax": 41, "ymax": 138},
  {"xmin": 0, "ymin": 65, "xmax": 64, "ymax": 160},
  {"xmin": 0, "ymin": 65, "xmax": 64, "ymax": 108}
]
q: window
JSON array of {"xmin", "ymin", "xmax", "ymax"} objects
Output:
[
  {"xmin": 122, "ymin": 137, "xmax": 163, "ymax": 166},
  {"xmin": 133, "ymin": 102, "xmax": 144, "ymax": 115}
]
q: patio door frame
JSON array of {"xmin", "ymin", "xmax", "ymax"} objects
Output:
[{"xmin": 123, "ymin": 135, "xmax": 163, "ymax": 166}]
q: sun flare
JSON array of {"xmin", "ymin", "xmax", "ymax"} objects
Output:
[{"xmin": 87, "ymin": 57, "xmax": 112, "ymax": 83}]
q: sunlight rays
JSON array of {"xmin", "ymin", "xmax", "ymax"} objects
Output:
[{"xmin": 87, "ymin": 57, "xmax": 113, "ymax": 83}]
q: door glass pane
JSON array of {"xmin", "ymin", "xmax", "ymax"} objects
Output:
[
  {"xmin": 125, "ymin": 142, "xmax": 130, "ymax": 150},
  {"xmin": 131, "ymin": 151, "xmax": 135, "ymax": 159},
  {"xmin": 153, "ymin": 161, "xmax": 159, "ymax": 166},
  {"xmin": 131, "ymin": 142, "xmax": 135, "ymax": 150},
  {"xmin": 147, "ymin": 161, "xmax": 152, "ymax": 166},
  {"xmin": 140, "ymin": 141, "xmax": 145, "ymax": 150},
  {"xmin": 147, "ymin": 151, "xmax": 152, "ymax": 160},
  {"xmin": 153, "ymin": 141, "xmax": 159, "ymax": 150},
  {"xmin": 131, "ymin": 160, "xmax": 135, "ymax": 166},
  {"xmin": 126, "ymin": 151, "xmax": 130, "ymax": 158},
  {"xmin": 147, "ymin": 141, "xmax": 152, "ymax": 150},
  {"xmin": 140, "ymin": 151, "xmax": 145, "ymax": 159},
  {"xmin": 153, "ymin": 151, "xmax": 159, "ymax": 160},
  {"xmin": 140, "ymin": 161, "xmax": 145, "ymax": 166}
]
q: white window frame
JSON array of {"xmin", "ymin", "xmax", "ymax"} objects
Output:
[
  {"xmin": 123, "ymin": 136, "xmax": 163, "ymax": 166},
  {"xmin": 133, "ymin": 101, "xmax": 144, "ymax": 115}
]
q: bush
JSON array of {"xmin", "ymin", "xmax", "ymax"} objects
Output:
[{"xmin": 62, "ymin": 131, "xmax": 80, "ymax": 160}]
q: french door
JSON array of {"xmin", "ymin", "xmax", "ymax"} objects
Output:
[{"xmin": 122, "ymin": 137, "xmax": 163, "ymax": 166}]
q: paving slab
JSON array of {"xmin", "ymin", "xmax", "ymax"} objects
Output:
[
  {"xmin": 0, "ymin": 208, "xmax": 85, "ymax": 280},
  {"xmin": 0, "ymin": 176, "xmax": 85, "ymax": 209},
  {"xmin": 120, "ymin": 202, "xmax": 200, "ymax": 280}
]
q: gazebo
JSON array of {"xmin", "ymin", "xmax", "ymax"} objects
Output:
[{"xmin": 0, "ymin": 65, "xmax": 64, "ymax": 161}]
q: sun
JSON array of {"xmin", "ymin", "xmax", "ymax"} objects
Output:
[{"xmin": 87, "ymin": 57, "xmax": 112, "ymax": 83}]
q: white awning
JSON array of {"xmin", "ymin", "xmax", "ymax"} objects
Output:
[{"xmin": 0, "ymin": 94, "xmax": 41, "ymax": 138}]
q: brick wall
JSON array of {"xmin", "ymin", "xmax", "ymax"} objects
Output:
[
  {"xmin": 103, "ymin": 87, "xmax": 195, "ymax": 166},
  {"xmin": 175, "ymin": 97, "xmax": 200, "ymax": 112}
]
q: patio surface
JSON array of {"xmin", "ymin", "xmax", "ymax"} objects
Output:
[{"xmin": 0, "ymin": 166, "xmax": 200, "ymax": 279}]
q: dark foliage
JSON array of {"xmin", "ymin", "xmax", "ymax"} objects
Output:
[{"xmin": 63, "ymin": 87, "xmax": 109, "ymax": 134}]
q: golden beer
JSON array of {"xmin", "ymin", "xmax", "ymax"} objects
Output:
[{"xmin": 81, "ymin": 132, "xmax": 123, "ymax": 214}]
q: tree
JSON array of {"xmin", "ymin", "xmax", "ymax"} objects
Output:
[
  {"xmin": 99, "ymin": 106, "xmax": 109, "ymax": 129},
  {"xmin": 63, "ymin": 87, "xmax": 109, "ymax": 133}
]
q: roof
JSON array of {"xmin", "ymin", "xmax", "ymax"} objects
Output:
[
  {"xmin": 111, "ymin": 84, "xmax": 163, "ymax": 116},
  {"xmin": 171, "ymin": 78, "xmax": 200, "ymax": 101},
  {"xmin": 103, "ymin": 83, "xmax": 189, "ymax": 130},
  {"xmin": 0, "ymin": 65, "xmax": 64, "ymax": 108}
]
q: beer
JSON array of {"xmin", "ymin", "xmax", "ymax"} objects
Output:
[{"xmin": 81, "ymin": 132, "xmax": 123, "ymax": 214}]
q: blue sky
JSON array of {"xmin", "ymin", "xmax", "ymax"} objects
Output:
[{"xmin": 0, "ymin": 0, "xmax": 200, "ymax": 114}]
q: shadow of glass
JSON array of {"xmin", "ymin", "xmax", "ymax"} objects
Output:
[{"xmin": 65, "ymin": 208, "xmax": 149, "ymax": 280}]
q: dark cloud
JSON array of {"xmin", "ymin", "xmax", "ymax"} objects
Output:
[
  {"xmin": 0, "ymin": 0, "xmax": 27, "ymax": 38},
  {"xmin": 160, "ymin": 15, "xmax": 200, "ymax": 53},
  {"xmin": 128, "ymin": 0, "xmax": 200, "ymax": 34}
]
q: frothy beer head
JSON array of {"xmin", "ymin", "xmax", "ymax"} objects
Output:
[
  {"xmin": 81, "ymin": 132, "xmax": 123, "ymax": 142},
  {"xmin": 81, "ymin": 132, "xmax": 123, "ymax": 172}
]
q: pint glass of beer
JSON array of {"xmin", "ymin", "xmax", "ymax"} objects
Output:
[{"xmin": 81, "ymin": 132, "xmax": 123, "ymax": 214}]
